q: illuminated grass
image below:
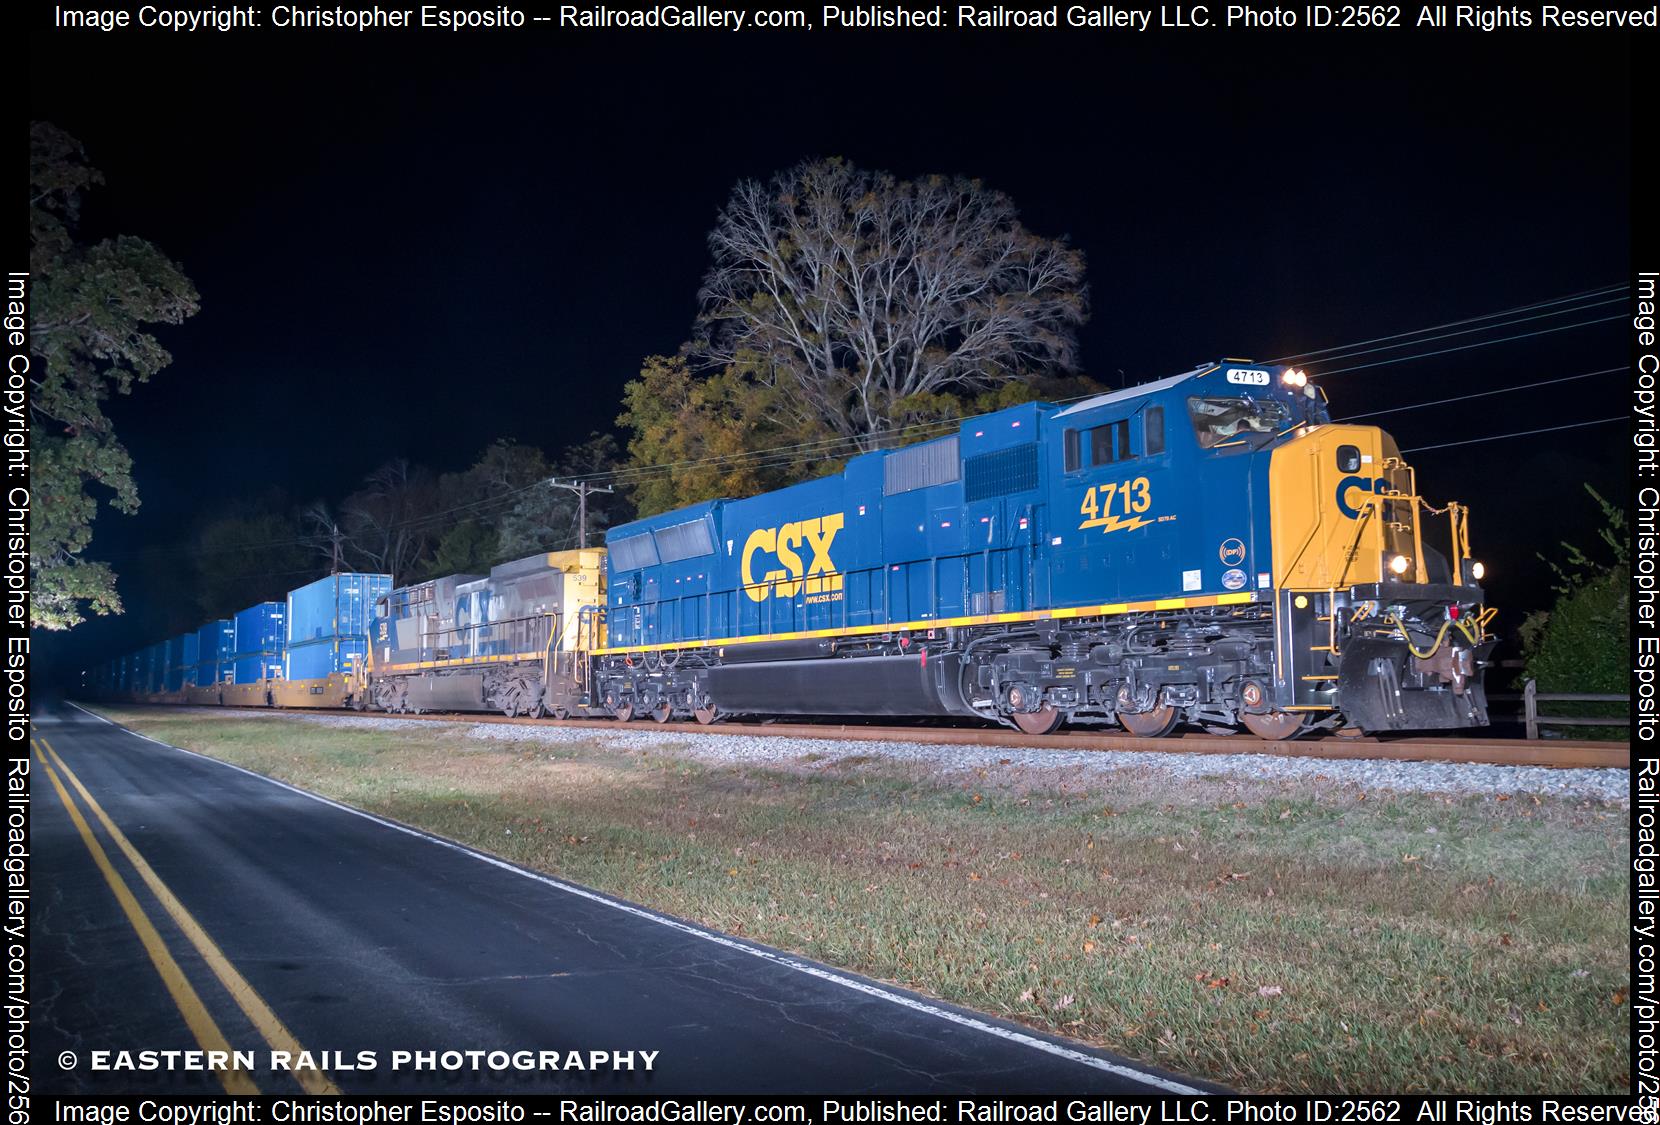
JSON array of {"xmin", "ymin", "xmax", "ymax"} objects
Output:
[{"xmin": 90, "ymin": 707, "xmax": 1630, "ymax": 1094}]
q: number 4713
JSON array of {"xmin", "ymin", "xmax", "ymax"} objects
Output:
[{"xmin": 1080, "ymin": 477, "xmax": 1151, "ymax": 520}]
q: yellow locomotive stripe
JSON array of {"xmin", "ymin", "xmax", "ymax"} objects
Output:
[{"xmin": 590, "ymin": 591, "xmax": 1259, "ymax": 657}]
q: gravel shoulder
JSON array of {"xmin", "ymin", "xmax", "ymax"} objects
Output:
[{"xmin": 276, "ymin": 710, "xmax": 1631, "ymax": 804}]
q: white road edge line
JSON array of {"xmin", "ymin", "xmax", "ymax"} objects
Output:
[{"xmin": 66, "ymin": 702, "xmax": 1207, "ymax": 1095}]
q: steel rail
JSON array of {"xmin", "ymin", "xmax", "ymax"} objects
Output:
[{"xmin": 137, "ymin": 704, "xmax": 1630, "ymax": 770}]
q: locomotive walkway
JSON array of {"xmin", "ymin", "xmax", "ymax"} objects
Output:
[{"xmin": 30, "ymin": 701, "xmax": 1213, "ymax": 1095}]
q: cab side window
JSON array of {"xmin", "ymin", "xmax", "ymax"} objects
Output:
[
  {"xmin": 1145, "ymin": 406, "xmax": 1165, "ymax": 455},
  {"xmin": 1064, "ymin": 428, "xmax": 1081, "ymax": 472},
  {"xmin": 1088, "ymin": 419, "xmax": 1133, "ymax": 465}
]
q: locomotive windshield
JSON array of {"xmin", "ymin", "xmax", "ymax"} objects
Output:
[{"xmin": 1188, "ymin": 396, "xmax": 1292, "ymax": 449}]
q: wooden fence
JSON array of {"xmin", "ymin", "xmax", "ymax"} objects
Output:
[{"xmin": 1487, "ymin": 678, "xmax": 1629, "ymax": 741}]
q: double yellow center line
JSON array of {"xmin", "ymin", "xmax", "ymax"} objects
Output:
[{"xmin": 32, "ymin": 738, "xmax": 340, "ymax": 1096}]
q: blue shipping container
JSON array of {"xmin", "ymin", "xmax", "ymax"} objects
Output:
[
  {"xmin": 285, "ymin": 636, "xmax": 370, "ymax": 681},
  {"xmin": 195, "ymin": 619, "xmax": 234, "ymax": 686},
  {"xmin": 285, "ymin": 573, "xmax": 390, "ymax": 681},
  {"xmin": 140, "ymin": 642, "xmax": 162, "ymax": 694},
  {"xmin": 166, "ymin": 634, "xmax": 195, "ymax": 692},
  {"xmin": 232, "ymin": 601, "xmax": 286, "ymax": 683},
  {"xmin": 286, "ymin": 573, "xmax": 391, "ymax": 644}
]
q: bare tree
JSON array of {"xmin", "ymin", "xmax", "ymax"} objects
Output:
[
  {"xmin": 300, "ymin": 501, "xmax": 345, "ymax": 573},
  {"xmin": 694, "ymin": 157, "xmax": 1088, "ymax": 449},
  {"xmin": 337, "ymin": 460, "xmax": 437, "ymax": 584}
]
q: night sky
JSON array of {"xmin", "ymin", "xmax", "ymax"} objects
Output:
[{"xmin": 28, "ymin": 19, "xmax": 1634, "ymax": 676}]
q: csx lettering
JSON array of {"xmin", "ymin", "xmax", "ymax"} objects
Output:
[
  {"xmin": 1335, "ymin": 475, "xmax": 1391, "ymax": 520},
  {"xmin": 741, "ymin": 514, "xmax": 844, "ymax": 603}
]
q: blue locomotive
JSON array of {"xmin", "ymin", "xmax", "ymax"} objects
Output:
[{"xmin": 589, "ymin": 359, "xmax": 1494, "ymax": 737}]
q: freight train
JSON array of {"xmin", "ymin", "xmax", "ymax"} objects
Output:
[{"xmin": 88, "ymin": 359, "xmax": 1495, "ymax": 738}]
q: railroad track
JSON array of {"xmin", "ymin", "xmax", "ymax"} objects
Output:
[{"xmin": 265, "ymin": 707, "xmax": 1628, "ymax": 769}]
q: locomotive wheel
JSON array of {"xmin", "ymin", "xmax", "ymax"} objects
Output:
[
  {"xmin": 502, "ymin": 699, "xmax": 520, "ymax": 718},
  {"xmin": 551, "ymin": 707, "xmax": 570, "ymax": 721},
  {"xmin": 1242, "ymin": 711, "xmax": 1308, "ymax": 741},
  {"xmin": 693, "ymin": 703, "xmax": 719, "ymax": 726},
  {"xmin": 651, "ymin": 702, "xmax": 674, "ymax": 724},
  {"xmin": 1118, "ymin": 704, "xmax": 1179, "ymax": 738},
  {"xmin": 1009, "ymin": 705, "xmax": 1064, "ymax": 735},
  {"xmin": 611, "ymin": 702, "xmax": 635, "ymax": 723}
]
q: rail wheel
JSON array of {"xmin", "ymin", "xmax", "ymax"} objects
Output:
[
  {"xmin": 693, "ymin": 703, "xmax": 719, "ymax": 726},
  {"xmin": 1118, "ymin": 705, "xmax": 1179, "ymax": 738},
  {"xmin": 1242, "ymin": 711, "xmax": 1307, "ymax": 741},
  {"xmin": 611, "ymin": 702, "xmax": 635, "ymax": 723},
  {"xmin": 1010, "ymin": 706, "xmax": 1064, "ymax": 735},
  {"xmin": 651, "ymin": 702, "xmax": 674, "ymax": 724}
]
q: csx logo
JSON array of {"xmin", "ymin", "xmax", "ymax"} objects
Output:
[
  {"xmin": 741, "ymin": 514, "xmax": 845, "ymax": 603},
  {"xmin": 1336, "ymin": 475, "xmax": 1392, "ymax": 520}
]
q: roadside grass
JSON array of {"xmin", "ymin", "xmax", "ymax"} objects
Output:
[{"xmin": 87, "ymin": 707, "xmax": 1630, "ymax": 1094}]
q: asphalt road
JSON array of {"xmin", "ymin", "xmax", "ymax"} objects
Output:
[{"xmin": 29, "ymin": 701, "xmax": 1211, "ymax": 1095}]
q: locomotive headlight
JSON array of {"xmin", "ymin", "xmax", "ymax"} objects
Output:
[
  {"xmin": 1469, "ymin": 560, "xmax": 1486, "ymax": 582},
  {"xmin": 1282, "ymin": 368, "xmax": 1308, "ymax": 387},
  {"xmin": 1388, "ymin": 554, "xmax": 1412, "ymax": 576}
]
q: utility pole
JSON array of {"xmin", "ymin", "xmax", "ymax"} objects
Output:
[
  {"xmin": 329, "ymin": 522, "xmax": 344, "ymax": 575},
  {"xmin": 549, "ymin": 478, "xmax": 614, "ymax": 549}
]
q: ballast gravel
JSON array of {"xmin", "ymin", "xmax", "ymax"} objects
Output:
[{"xmin": 280, "ymin": 712, "xmax": 1630, "ymax": 803}]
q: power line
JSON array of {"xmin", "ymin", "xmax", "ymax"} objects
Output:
[
  {"xmin": 1402, "ymin": 416, "xmax": 1625, "ymax": 454},
  {"xmin": 1337, "ymin": 366, "xmax": 1626, "ymax": 422},
  {"xmin": 1281, "ymin": 294, "xmax": 1626, "ymax": 369},
  {"xmin": 1308, "ymin": 314, "xmax": 1625, "ymax": 377},
  {"xmin": 1269, "ymin": 283, "xmax": 1627, "ymax": 364}
]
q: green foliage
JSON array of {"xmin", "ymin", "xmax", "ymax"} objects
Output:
[
  {"xmin": 430, "ymin": 521, "xmax": 499, "ymax": 578},
  {"xmin": 403, "ymin": 435, "xmax": 624, "ymax": 580},
  {"xmin": 618, "ymin": 354, "xmax": 826, "ymax": 516},
  {"xmin": 29, "ymin": 122, "xmax": 200, "ymax": 629},
  {"xmin": 1520, "ymin": 487, "xmax": 1628, "ymax": 731},
  {"xmin": 1520, "ymin": 572, "xmax": 1627, "ymax": 693},
  {"xmin": 618, "ymin": 354, "xmax": 1106, "ymax": 518},
  {"xmin": 191, "ymin": 511, "xmax": 311, "ymax": 621}
]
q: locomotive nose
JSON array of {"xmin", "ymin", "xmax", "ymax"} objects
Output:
[{"xmin": 1268, "ymin": 424, "xmax": 1493, "ymax": 732}]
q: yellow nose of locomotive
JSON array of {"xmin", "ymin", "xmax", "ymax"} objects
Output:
[
  {"xmin": 1269, "ymin": 424, "xmax": 1452, "ymax": 588},
  {"xmin": 1268, "ymin": 424, "xmax": 1493, "ymax": 732}
]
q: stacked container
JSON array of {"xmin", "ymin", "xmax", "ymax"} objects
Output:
[
  {"xmin": 285, "ymin": 572, "xmax": 392, "ymax": 681},
  {"xmin": 143, "ymin": 642, "xmax": 166, "ymax": 694},
  {"xmin": 232, "ymin": 601, "xmax": 286, "ymax": 683},
  {"xmin": 166, "ymin": 633, "xmax": 197, "ymax": 691},
  {"xmin": 195, "ymin": 619, "xmax": 235, "ymax": 687}
]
